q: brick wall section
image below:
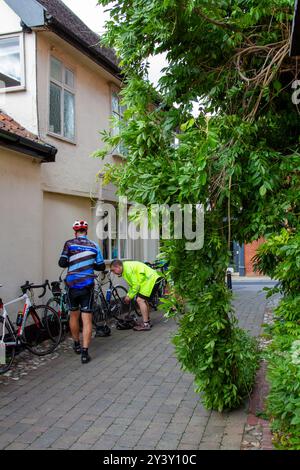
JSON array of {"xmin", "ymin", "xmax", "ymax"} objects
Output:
[
  {"xmin": 246, "ymin": 362, "xmax": 274, "ymax": 450},
  {"xmin": 244, "ymin": 239, "xmax": 265, "ymax": 276}
]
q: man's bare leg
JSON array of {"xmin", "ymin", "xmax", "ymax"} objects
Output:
[
  {"xmin": 136, "ymin": 297, "xmax": 150, "ymax": 323},
  {"xmin": 69, "ymin": 310, "xmax": 80, "ymax": 341},
  {"xmin": 81, "ymin": 312, "xmax": 93, "ymax": 349}
]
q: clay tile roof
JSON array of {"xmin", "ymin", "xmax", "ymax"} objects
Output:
[
  {"xmin": 0, "ymin": 110, "xmax": 57, "ymax": 161},
  {"xmin": 36, "ymin": 0, "xmax": 120, "ymax": 71},
  {"xmin": 0, "ymin": 111, "xmax": 41, "ymax": 143}
]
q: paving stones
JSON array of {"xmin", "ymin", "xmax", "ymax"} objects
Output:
[
  {"xmin": 241, "ymin": 294, "xmax": 280, "ymax": 451},
  {"xmin": 0, "ymin": 283, "xmax": 273, "ymax": 450},
  {"xmin": 0, "ymin": 337, "xmax": 73, "ymax": 385}
]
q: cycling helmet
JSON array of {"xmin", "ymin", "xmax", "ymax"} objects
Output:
[{"xmin": 73, "ymin": 220, "xmax": 88, "ymax": 232}]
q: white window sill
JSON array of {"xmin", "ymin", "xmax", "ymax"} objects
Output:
[{"xmin": 0, "ymin": 85, "xmax": 26, "ymax": 93}]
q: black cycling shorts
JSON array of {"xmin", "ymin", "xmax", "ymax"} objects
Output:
[
  {"xmin": 137, "ymin": 278, "xmax": 163, "ymax": 301},
  {"xmin": 66, "ymin": 287, "xmax": 94, "ymax": 313}
]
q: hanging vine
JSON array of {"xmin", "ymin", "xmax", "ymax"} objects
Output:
[{"xmin": 94, "ymin": 0, "xmax": 300, "ymax": 411}]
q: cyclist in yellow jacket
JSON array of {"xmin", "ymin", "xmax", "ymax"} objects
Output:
[{"xmin": 110, "ymin": 260, "xmax": 162, "ymax": 331}]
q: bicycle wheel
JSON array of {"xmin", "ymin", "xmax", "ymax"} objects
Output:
[
  {"xmin": 0, "ymin": 316, "xmax": 16, "ymax": 374},
  {"xmin": 92, "ymin": 292, "xmax": 108, "ymax": 327},
  {"xmin": 111, "ymin": 285, "xmax": 127, "ymax": 317},
  {"xmin": 111, "ymin": 285, "xmax": 139, "ymax": 320},
  {"xmin": 46, "ymin": 297, "xmax": 69, "ymax": 338},
  {"xmin": 46, "ymin": 296, "xmax": 61, "ymax": 314},
  {"xmin": 22, "ymin": 305, "xmax": 62, "ymax": 356}
]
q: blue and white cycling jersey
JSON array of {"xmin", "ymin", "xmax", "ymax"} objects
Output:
[{"xmin": 60, "ymin": 236, "xmax": 104, "ymax": 289}]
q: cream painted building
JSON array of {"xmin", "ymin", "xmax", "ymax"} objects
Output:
[{"xmin": 0, "ymin": 0, "xmax": 158, "ymax": 302}]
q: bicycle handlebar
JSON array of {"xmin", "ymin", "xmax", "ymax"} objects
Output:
[{"xmin": 20, "ymin": 280, "xmax": 50, "ymax": 298}]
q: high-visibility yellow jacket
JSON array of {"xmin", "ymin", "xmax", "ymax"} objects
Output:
[{"xmin": 122, "ymin": 261, "xmax": 160, "ymax": 299}]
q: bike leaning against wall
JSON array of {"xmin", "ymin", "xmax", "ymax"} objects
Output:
[{"xmin": 0, "ymin": 282, "xmax": 62, "ymax": 374}]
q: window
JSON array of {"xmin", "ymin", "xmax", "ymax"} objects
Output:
[
  {"xmin": 98, "ymin": 206, "xmax": 129, "ymax": 261},
  {"xmin": 49, "ymin": 56, "xmax": 75, "ymax": 141},
  {"xmin": 111, "ymin": 88, "xmax": 127, "ymax": 155},
  {"xmin": 0, "ymin": 35, "xmax": 25, "ymax": 91}
]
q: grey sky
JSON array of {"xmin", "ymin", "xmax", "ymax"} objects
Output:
[
  {"xmin": 61, "ymin": 0, "xmax": 167, "ymax": 87},
  {"xmin": 61, "ymin": 0, "xmax": 109, "ymax": 34}
]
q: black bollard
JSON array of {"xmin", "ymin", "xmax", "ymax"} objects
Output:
[{"xmin": 227, "ymin": 271, "xmax": 232, "ymax": 290}]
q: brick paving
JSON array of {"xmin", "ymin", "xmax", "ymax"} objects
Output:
[{"xmin": 0, "ymin": 280, "xmax": 272, "ymax": 450}]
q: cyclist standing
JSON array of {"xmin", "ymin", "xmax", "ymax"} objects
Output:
[
  {"xmin": 110, "ymin": 260, "xmax": 162, "ymax": 331},
  {"xmin": 58, "ymin": 220, "xmax": 105, "ymax": 363}
]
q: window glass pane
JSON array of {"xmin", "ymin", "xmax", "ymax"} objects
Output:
[
  {"xmin": 99, "ymin": 239, "xmax": 110, "ymax": 261},
  {"xmin": 49, "ymin": 82, "xmax": 62, "ymax": 134},
  {"xmin": 112, "ymin": 92, "xmax": 119, "ymax": 114},
  {"xmin": 120, "ymin": 104, "xmax": 126, "ymax": 116},
  {"xmin": 111, "ymin": 238, "xmax": 118, "ymax": 259},
  {"xmin": 50, "ymin": 56, "xmax": 62, "ymax": 82},
  {"xmin": 0, "ymin": 36, "xmax": 21, "ymax": 88},
  {"xmin": 65, "ymin": 68, "xmax": 74, "ymax": 88},
  {"xmin": 64, "ymin": 90, "xmax": 75, "ymax": 140},
  {"xmin": 111, "ymin": 113, "xmax": 120, "ymax": 136},
  {"xmin": 120, "ymin": 239, "xmax": 127, "ymax": 259}
]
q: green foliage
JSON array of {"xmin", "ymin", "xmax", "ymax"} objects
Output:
[
  {"xmin": 172, "ymin": 285, "xmax": 259, "ymax": 411},
  {"xmin": 266, "ymin": 341, "xmax": 300, "ymax": 449},
  {"xmin": 255, "ymin": 231, "xmax": 300, "ymax": 449},
  {"xmin": 96, "ymin": 0, "xmax": 299, "ymax": 411},
  {"xmin": 255, "ymin": 231, "xmax": 300, "ymax": 294}
]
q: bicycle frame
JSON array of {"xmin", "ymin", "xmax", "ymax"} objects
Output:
[
  {"xmin": 1, "ymin": 293, "xmax": 32, "ymax": 343},
  {"xmin": 94, "ymin": 273, "xmax": 126, "ymax": 319}
]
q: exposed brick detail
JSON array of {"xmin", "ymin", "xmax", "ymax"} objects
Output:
[
  {"xmin": 245, "ymin": 361, "xmax": 274, "ymax": 450},
  {"xmin": 244, "ymin": 239, "xmax": 265, "ymax": 276}
]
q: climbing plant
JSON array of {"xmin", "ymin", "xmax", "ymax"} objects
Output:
[{"xmin": 95, "ymin": 0, "xmax": 300, "ymax": 411}]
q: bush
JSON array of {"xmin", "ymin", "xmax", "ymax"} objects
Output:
[
  {"xmin": 266, "ymin": 339, "xmax": 300, "ymax": 449},
  {"xmin": 256, "ymin": 232, "xmax": 300, "ymax": 449},
  {"xmin": 171, "ymin": 283, "xmax": 260, "ymax": 411}
]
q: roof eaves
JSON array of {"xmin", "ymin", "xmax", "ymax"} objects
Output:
[
  {"xmin": 0, "ymin": 128, "xmax": 57, "ymax": 162},
  {"xmin": 45, "ymin": 17, "xmax": 122, "ymax": 80}
]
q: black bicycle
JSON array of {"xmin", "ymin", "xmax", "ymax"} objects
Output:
[
  {"xmin": 92, "ymin": 271, "xmax": 139, "ymax": 334},
  {"xmin": 46, "ymin": 271, "xmax": 70, "ymax": 339},
  {"xmin": 144, "ymin": 261, "xmax": 168, "ymax": 310}
]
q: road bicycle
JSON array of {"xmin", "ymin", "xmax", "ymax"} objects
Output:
[
  {"xmin": 0, "ymin": 282, "xmax": 62, "ymax": 375},
  {"xmin": 46, "ymin": 273, "xmax": 70, "ymax": 339},
  {"xmin": 92, "ymin": 271, "xmax": 139, "ymax": 333},
  {"xmin": 144, "ymin": 261, "xmax": 168, "ymax": 310},
  {"xmin": 46, "ymin": 270, "xmax": 138, "ymax": 337}
]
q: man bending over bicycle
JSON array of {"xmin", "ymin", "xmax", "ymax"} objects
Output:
[
  {"xmin": 58, "ymin": 220, "xmax": 105, "ymax": 364},
  {"xmin": 110, "ymin": 260, "xmax": 162, "ymax": 331}
]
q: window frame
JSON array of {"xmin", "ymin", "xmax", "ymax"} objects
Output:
[
  {"xmin": 0, "ymin": 32, "xmax": 25, "ymax": 93},
  {"xmin": 48, "ymin": 54, "xmax": 77, "ymax": 144},
  {"xmin": 110, "ymin": 84, "xmax": 127, "ymax": 157},
  {"xmin": 98, "ymin": 202, "xmax": 132, "ymax": 262}
]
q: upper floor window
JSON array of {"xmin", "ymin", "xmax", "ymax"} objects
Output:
[
  {"xmin": 0, "ymin": 34, "xmax": 25, "ymax": 91},
  {"xmin": 111, "ymin": 88, "xmax": 127, "ymax": 156},
  {"xmin": 49, "ymin": 56, "xmax": 76, "ymax": 142}
]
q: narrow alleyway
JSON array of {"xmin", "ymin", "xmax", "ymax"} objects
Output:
[{"xmin": 0, "ymin": 279, "xmax": 274, "ymax": 450}]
